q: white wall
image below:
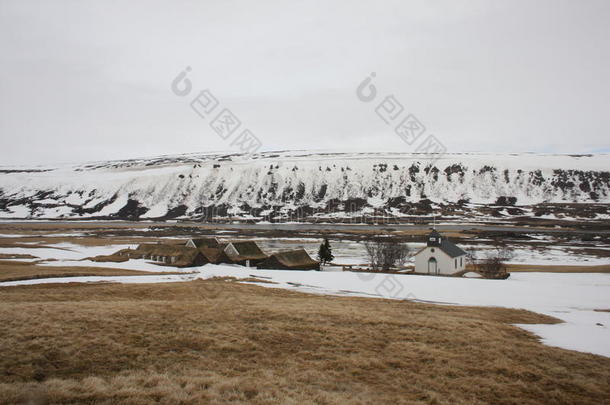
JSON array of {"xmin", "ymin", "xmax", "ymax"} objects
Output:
[{"xmin": 414, "ymin": 247, "xmax": 465, "ymax": 275}]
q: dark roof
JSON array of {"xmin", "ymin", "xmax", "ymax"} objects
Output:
[
  {"xmin": 134, "ymin": 243, "xmax": 205, "ymax": 266},
  {"xmin": 269, "ymin": 249, "xmax": 319, "ymax": 267},
  {"xmin": 257, "ymin": 249, "xmax": 320, "ymax": 270},
  {"xmin": 200, "ymin": 247, "xmax": 231, "ymax": 264},
  {"xmin": 415, "ymin": 231, "xmax": 467, "ymax": 258},
  {"xmin": 227, "ymin": 241, "xmax": 266, "ymax": 259},
  {"xmin": 438, "ymin": 238, "xmax": 466, "ymax": 258},
  {"xmin": 187, "ymin": 238, "xmax": 219, "ymax": 248},
  {"xmin": 136, "ymin": 243, "xmax": 185, "ymax": 255},
  {"xmin": 427, "ymin": 229, "xmax": 443, "ymax": 247},
  {"xmin": 172, "ymin": 249, "xmax": 205, "ymax": 267}
]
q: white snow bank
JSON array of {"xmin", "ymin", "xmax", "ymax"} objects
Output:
[
  {"xmin": 0, "ymin": 243, "xmax": 181, "ymax": 273},
  {"xmin": 0, "ymin": 243, "xmax": 124, "ymax": 262}
]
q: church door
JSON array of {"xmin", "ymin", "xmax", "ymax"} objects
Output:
[{"xmin": 428, "ymin": 257, "xmax": 438, "ymax": 275}]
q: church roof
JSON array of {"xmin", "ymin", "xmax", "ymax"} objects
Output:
[
  {"xmin": 437, "ymin": 238, "xmax": 467, "ymax": 258},
  {"xmin": 416, "ymin": 230, "xmax": 466, "ymax": 258}
]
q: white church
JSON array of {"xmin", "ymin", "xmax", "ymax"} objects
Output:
[{"xmin": 414, "ymin": 229, "xmax": 467, "ymax": 275}]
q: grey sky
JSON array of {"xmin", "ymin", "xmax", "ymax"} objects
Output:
[{"xmin": 1, "ymin": 0, "xmax": 609, "ymax": 165}]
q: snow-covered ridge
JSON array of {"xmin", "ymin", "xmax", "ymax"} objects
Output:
[{"xmin": 0, "ymin": 151, "xmax": 608, "ymax": 220}]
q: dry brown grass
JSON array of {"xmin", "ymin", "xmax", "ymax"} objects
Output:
[
  {"xmin": 0, "ymin": 261, "xmax": 187, "ymax": 282},
  {"xmin": 0, "ymin": 254, "xmax": 37, "ymax": 260},
  {"xmin": 0, "ymin": 221, "xmax": 472, "ymax": 242},
  {"xmin": 0, "ymin": 236, "xmax": 159, "ymax": 248},
  {"xmin": 0, "ymin": 280, "xmax": 608, "ymax": 404},
  {"xmin": 506, "ymin": 264, "xmax": 610, "ymax": 273}
]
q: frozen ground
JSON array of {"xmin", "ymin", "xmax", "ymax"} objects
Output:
[
  {"xmin": 0, "ymin": 243, "xmax": 185, "ymax": 273},
  {"xmin": 0, "ymin": 240, "xmax": 608, "ymax": 358},
  {"xmin": 259, "ymin": 238, "xmax": 610, "ymax": 267},
  {"xmin": 2, "ymin": 236, "xmax": 607, "ymax": 267}
]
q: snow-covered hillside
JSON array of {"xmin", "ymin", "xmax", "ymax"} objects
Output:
[{"xmin": 0, "ymin": 151, "xmax": 608, "ymax": 221}]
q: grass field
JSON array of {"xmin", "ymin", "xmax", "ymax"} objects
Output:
[
  {"xmin": 0, "ymin": 280, "xmax": 609, "ymax": 404},
  {"xmin": 506, "ymin": 264, "xmax": 610, "ymax": 273},
  {"xmin": 0, "ymin": 260, "xmax": 187, "ymax": 283}
]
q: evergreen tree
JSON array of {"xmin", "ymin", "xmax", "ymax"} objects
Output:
[
  {"xmin": 317, "ymin": 238, "xmax": 334, "ymax": 265},
  {"xmin": 323, "ymin": 238, "xmax": 334, "ymax": 263},
  {"xmin": 317, "ymin": 243, "xmax": 324, "ymax": 265}
]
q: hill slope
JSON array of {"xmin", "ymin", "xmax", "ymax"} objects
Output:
[{"xmin": 0, "ymin": 151, "xmax": 608, "ymax": 222}]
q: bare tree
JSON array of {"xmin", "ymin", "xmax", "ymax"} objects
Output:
[
  {"xmin": 364, "ymin": 240, "xmax": 410, "ymax": 271},
  {"xmin": 479, "ymin": 241, "xmax": 513, "ymax": 279},
  {"xmin": 464, "ymin": 246, "xmax": 479, "ymax": 271}
]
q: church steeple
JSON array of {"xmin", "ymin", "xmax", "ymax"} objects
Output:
[{"xmin": 427, "ymin": 229, "xmax": 442, "ymax": 247}]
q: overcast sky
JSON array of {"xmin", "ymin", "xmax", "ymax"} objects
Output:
[{"xmin": 1, "ymin": 0, "xmax": 609, "ymax": 165}]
